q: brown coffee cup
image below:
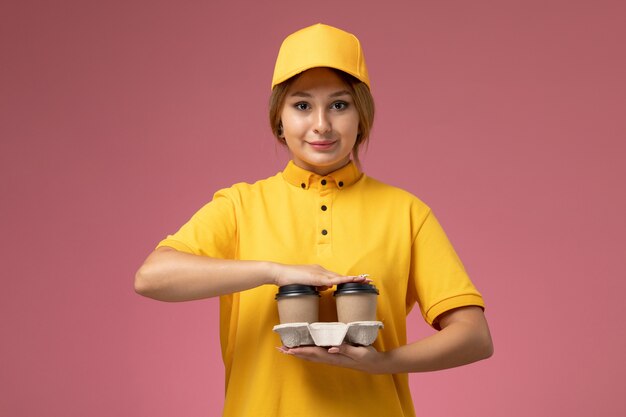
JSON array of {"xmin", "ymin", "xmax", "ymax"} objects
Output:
[
  {"xmin": 275, "ymin": 285, "xmax": 320, "ymax": 323},
  {"xmin": 334, "ymin": 283, "xmax": 379, "ymax": 323}
]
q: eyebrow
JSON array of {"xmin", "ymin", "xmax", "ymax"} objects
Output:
[{"xmin": 289, "ymin": 90, "xmax": 352, "ymax": 98}]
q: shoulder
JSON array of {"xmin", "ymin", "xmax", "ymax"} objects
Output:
[
  {"xmin": 214, "ymin": 171, "xmax": 285, "ymax": 202},
  {"xmin": 359, "ymin": 174, "xmax": 431, "ymax": 212}
]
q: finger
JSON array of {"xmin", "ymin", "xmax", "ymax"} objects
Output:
[
  {"xmin": 346, "ymin": 274, "xmax": 372, "ymax": 283},
  {"xmin": 290, "ymin": 347, "xmax": 354, "ymax": 368},
  {"xmin": 327, "ymin": 343, "xmax": 353, "ymax": 357},
  {"xmin": 287, "ymin": 346, "xmax": 332, "ymax": 362},
  {"xmin": 328, "ymin": 343, "xmax": 370, "ymax": 360},
  {"xmin": 327, "ymin": 274, "xmax": 368, "ymax": 285}
]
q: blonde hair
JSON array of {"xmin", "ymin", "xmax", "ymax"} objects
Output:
[{"xmin": 269, "ymin": 69, "xmax": 375, "ymax": 168}]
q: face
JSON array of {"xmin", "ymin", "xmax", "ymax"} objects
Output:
[{"xmin": 280, "ymin": 67, "xmax": 359, "ymax": 175}]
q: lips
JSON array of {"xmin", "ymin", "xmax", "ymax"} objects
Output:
[{"xmin": 307, "ymin": 140, "xmax": 337, "ymax": 150}]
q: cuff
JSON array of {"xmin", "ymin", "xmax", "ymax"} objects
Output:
[
  {"xmin": 156, "ymin": 238, "xmax": 196, "ymax": 254},
  {"xmin": 425, "ymin": 294, "xmax": 485, "ymax": 329}
]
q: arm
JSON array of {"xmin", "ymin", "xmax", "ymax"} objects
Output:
[
  {"xmin": 281, "ymin": 306, "xmax": 493, "ymax": 373},
  {"xmin": 374, "ymin": 305, "xmax": 493, "ymax": 373},
  {"xmin": 134, "ymin": 246, "xmax": 369, "ymax": 302}
]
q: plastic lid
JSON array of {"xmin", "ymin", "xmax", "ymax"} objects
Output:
[
  {"xmin": 275, "ymin": 284, "xmax": 320, "ymax": 299},
  {"xmin": 334, "ymin": 282, "xmax": 379, "ymax": 296}
]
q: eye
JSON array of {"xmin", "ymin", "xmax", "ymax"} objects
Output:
[
  {"xmin": 294, "ymin": 102, "xmax": 310, "ymax": 111},
  {"xmin": 331, "ymin": 101, "xmax": 348, "ymax": 110}
]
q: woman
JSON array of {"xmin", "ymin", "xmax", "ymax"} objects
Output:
[{"xmin": 135, "ymin": 23, "xmax": 493, "ymax": 417}]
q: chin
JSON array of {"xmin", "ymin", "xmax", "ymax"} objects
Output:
[{"xmin": 306, "ymin": 156, "xmax": 342, "ymax": 166}]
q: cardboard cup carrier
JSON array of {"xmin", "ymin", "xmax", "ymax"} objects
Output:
[{"xmin": 273, "ymin": 282, "xmax": 383, "ymax": 347}]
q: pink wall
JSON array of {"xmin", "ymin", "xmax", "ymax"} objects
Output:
[{"xmin": 2, "ymin": 0, "xmax": 625, "ymax": 416}]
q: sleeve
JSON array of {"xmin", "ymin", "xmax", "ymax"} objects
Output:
[
  {"xmin": 156, "ymin": 187, "xmax": 238, "ymax": 259},
  {"xmin": 408, "ymin": 208, "xmax": 485, "ymax": 329}
]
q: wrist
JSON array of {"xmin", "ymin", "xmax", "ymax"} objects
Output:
[
  {"xmin": 263, "ymin": 261, "xmax": 280, "ymax": 286},
  {"xmin": 371, "ymin": 349, "xmax": 395, "ymax": 374}
]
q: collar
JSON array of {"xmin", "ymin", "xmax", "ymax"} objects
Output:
[{"xmin": 282, "ymin": 160, "xmax": 362, "ymax": 190}]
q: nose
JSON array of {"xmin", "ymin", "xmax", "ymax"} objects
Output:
[{"xmin": 313, "ymin": 108, "xmax": 331, "ymax": 135}]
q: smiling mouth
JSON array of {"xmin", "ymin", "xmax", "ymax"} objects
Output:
[{"xmin": 307, "ymin": 141, "xmax": 337, "ymax": 149}]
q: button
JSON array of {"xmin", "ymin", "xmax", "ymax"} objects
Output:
[
  {"xmin": 321, "ymin": 205, "xmax": 327, "ymax": 211},
  {"xmin": 321, "ymin": 179, "xmax": 327, "ymax": 185},
  {"xmin": 301, "ymin": 183, "xmax": 306, "ymax": 189},
  {"xmin": 338, "ymin": 181, "xmax": 344, "ymax": 187},
  {"xmin": 321, "ymin": 229, "xmax": 328, "ymax": 235}
]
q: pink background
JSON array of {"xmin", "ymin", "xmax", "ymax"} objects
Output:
[{"xmin": 2, "ymin": 0, "xmax": 625, "ymax": 416}]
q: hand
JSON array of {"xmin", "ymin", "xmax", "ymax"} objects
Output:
[
  {"xmin": 270, "ymin": 263, "xmax": 371, "ymax": 291},
  {"xmin": 277, "ymin": 344, "xmax": 386, "ymax": 374}
]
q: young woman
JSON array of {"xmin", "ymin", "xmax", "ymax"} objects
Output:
[{"xmin": 135, "ymin": 23, "xmax": 493, "ymax": 417}]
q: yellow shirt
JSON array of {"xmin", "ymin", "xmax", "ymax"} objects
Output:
[{"xmin": 158, "ymin": 161, "xmax": 484, "ymax": 417}]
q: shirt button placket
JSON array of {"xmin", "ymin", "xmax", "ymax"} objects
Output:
[{"xmin": 318, "ymin": 178, "xmax": 331, "ymax": 245}]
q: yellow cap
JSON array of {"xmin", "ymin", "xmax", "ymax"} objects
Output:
[{"xmin": 271, "ymin": 23, "xmax": 370, "ymax": 90}]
